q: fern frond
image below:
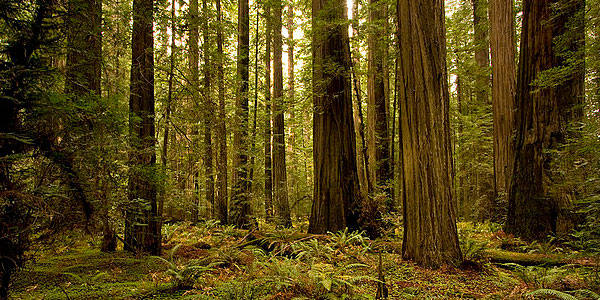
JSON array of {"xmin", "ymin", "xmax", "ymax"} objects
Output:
[{"xmin": 526, "ymin": 288, "xmax": 579, "ymax": 300}]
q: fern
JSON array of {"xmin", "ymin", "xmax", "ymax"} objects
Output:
[{"xmin": 526, "ymin": 289, "xmax": 578, "ymax": 300}]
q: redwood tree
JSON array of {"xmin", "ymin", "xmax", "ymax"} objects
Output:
[
  {"xmin": 396, "ymin": 0, "xmax": 462, "ymax": 268},
  {"xmin": 489, "ymin": 0, "xmax": 515, "ymax": 206},
  {"xmin": 264, "ymin": 3, "xmax": 273, "ymax": 221},
  {"xmin": 272, "ymin": 0, "xmax": 292, "ymax": 227},
  {"xmin": 309, "ymin": 0, "xmax": 362, "ymax": 234},
  {"xmin": 215, "ymin": 0, "xmax": 228, "ymax": 225},
  {"xmin": 125, "ymin": 0, "xmax": 161, "ymax": 254},
  {"xmin": 506, "ymin": 0, "xmax": 584, "ymax": 240},
  {"xmin": 231, "ymin": 0, "xmax": 252, "ymax": 228},
  {"xmin": 202, "ymin": 0, "xmax": 215, "ymax": 217}
]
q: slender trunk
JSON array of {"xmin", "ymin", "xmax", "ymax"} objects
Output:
[
  {"xmin": 249, "ymin": 6, "xmax": 259, "ymax": 205},
  {"xmin": 264, "ymin": 4, "xmax": 274, "ymax": 221},
  {"xmin": 159, "ymin": 0, "xmax": 176, "ymax": 241},
  {"xmin": 367, "ymin": 0, "xmax": 391, "ymax": 209},
  {"xmin": 350, "ymin": 0, "xmax": 371, "ymax": 198},
  {"xmin": 215, "ymin": 0, "xmax": 228, "ymax": 224},
  {"xmin": 273, "ymin": 0, "xmax": 291, "ymax": 227},
  {"xmin": 456, "ymin": 74, "xmax": 467, "ymax": 219},
  {"xmin": 126, "ymin": 0, "xmax": 160, "ymax": 255},
  {"xmin": 203, "ymin": 0, "xmax": 215, "ymax": 219},
  {"xmin": 189, "ymin": 0, "xmax": 200, "ymax": 222},
  {"xmin": 397, "ymin": 0, "xmax": 462, "ymax": 268},
  {"xmin": 231, "ymin": 0, "xmax": 252, "ymax": 228},
  {"xmin": 287, "ymin": 4, "xmax": 295, "ymax": 210}
]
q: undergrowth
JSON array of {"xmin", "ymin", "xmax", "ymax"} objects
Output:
[{"xmin": 7, "ymin": 221, "xmax": 599, "ymax": 299}]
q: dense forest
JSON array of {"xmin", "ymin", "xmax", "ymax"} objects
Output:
[{"xmin": 1, "ymin": 0, "xmax": 599, "ymax": 298}]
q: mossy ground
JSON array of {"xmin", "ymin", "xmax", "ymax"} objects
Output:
[{"xmin": 8, "ymin": 220, "xmax": 600, "ymax": 299}]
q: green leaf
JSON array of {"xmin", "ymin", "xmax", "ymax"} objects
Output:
[{"xmin": 321, "ymin": 278, "xmax": 332, "ymax": 291}]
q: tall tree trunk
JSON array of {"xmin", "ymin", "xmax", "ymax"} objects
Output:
[
  {"xmin": 367, "ymin": 0, "xmax": 391, "ymax": 207},
  {"xmin": 189, "ymin": 0, "xmax": 200, "ymax": 222},
  {"xmin": 231, "ymin": 0, "xmax": 252, "ymax": 228},
  {"xmin": 471, "ymin": 0, "xmax": 490, "ymax": 105},
  {"xmin": 489, "ymin": 0, "xmax": 515, "ymax": 214},
  {"xmin": 249, "ymin": 7, "xmax": 259, "ymax": 206},
  {"xmin": 272, "ymin": 0, "xmax": 292, "ymax": 227},
  {"xmin": 215, "ymin": 0, "xmax": 228, "ymax": 225},
  {"xmin": 159, "ymin": 0, "xmax": 176, "ymax": 249},
  {"xmin": 309, "ymin": 0, "xmax": 363, "ymax": 235},
  {"xmin": 506, "ymin": 0, "xmax": 584, "ymax": 240},
  {"xmin": 287, "ymin": 3, "xmax": 296, "ymax": 210},
  {"xmin": 125, "ymin": 0, "xmax": 160, "ymax": 255},
  {"xmin": 264, "ymin": 4, "xmax": 274, "ymax": 221},
  {"xmin": 202, "ymin": 0, "xmax": 214, "ymax": 218},
  {"xmin": 396, "ymin": 0, "xmax": 462, "ymax": 268},
  {"xmin": 351, "ymin": 0, "xmax": 371, "ymax": 198}
]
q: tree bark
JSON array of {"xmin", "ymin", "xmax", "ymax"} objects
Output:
[
  {"xmin": 158, "ymin": 0, "xmax": 176, "ymax": 250},
  {"xmin": 264, "ymin": 4, "xmax": 274, "ymax": 221},
  {"xmin": 396, "ymin": 0, "xmax": 462, "ymax": 268},
  {"xmin": 272, "ymin": 0, "xmax": 292, "ymax": 227},
  {"xmin": 202, "ymin": 0, "xmax": 215, "ymax": 219},
  {"xmin": 506, "ymin": 0, "xmax": 584, "ymax": 240},
  {"xmin": 231, "ymin": 0, "xmax": 252, "ymax": 228},
  {"xmin": 125, "ymin": 0, "xmax": 160, "ymax": 255},
  {"xmin": 215, "ymin": 0, "xmax": 228, "ymax": 225},
  {"xmin": 309, "ymin": 0, "xmax": 362, "ymax": 234},
  {"xmin": 189, "ymin": 0, "xmax": 200, "ymax": 222},
  {"xmin": 489, "ymin": 0, "xmax": 515, "ymax": 212}
]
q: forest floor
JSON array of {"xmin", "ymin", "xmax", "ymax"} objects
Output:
[{"xmin": 8, "ymin": 219, "xmax": 600, "ymax": 299}]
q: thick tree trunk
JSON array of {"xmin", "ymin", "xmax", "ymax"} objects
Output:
[
  {"xmin": 264, "ymin": 4, "xmax": 274, "ymax": 221},
  {"xmin": 272, "ymin": 0, "xmax": 292, "ymax": 227},
  {"xmin": 367, "ymin": 0, "xmax": 391, "ymax": 207},
  {"xmin": 231, "ymin": 0, "xmax": 252, "ymax": 228},
  {"xmin": 215, "ymin": 0, "xmax": 228, "ymax": 225},
  {"xmin": 489, "ymin": 0, "xmax": 515, "ymax": 212},
  {"xmin": 396, "ymin": 0, "xmax": 462, "ymax": 268},
  {"xmin": 506, "ymin": 0, "xmax": 584, "ymax": 240},
  {"xmin": 309, "ymin": 0, "xmax": 362, "ymax": 234},
  {"xmin": 125, "ymin": 0, "xmax": 160, "ymax": 255},
  {"xmin": 202, "ymin": 0, "xmax": 214, "ymax": 218}
]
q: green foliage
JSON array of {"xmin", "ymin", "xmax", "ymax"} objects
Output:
[
  {"xmin": 526, "ymin": 288, "xmax": 600, "ymax": 300},
  {"xmin": 460, "ymin": 237, "xmax": 489, "ymax": 262},
  {"xmin": 291, "ymin": 238, "xmax": 335, "ymax": 262},
  {"xmin": 153, "ymin": 245, "xmax": 218, "ymax": 289},
  {"xmin": 502, "ymin": 263, "xmax": 578, "ymax": 289},
  {"xmin": 329, "ymin": 228, "xmax": 370, "ymax": 250}
]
